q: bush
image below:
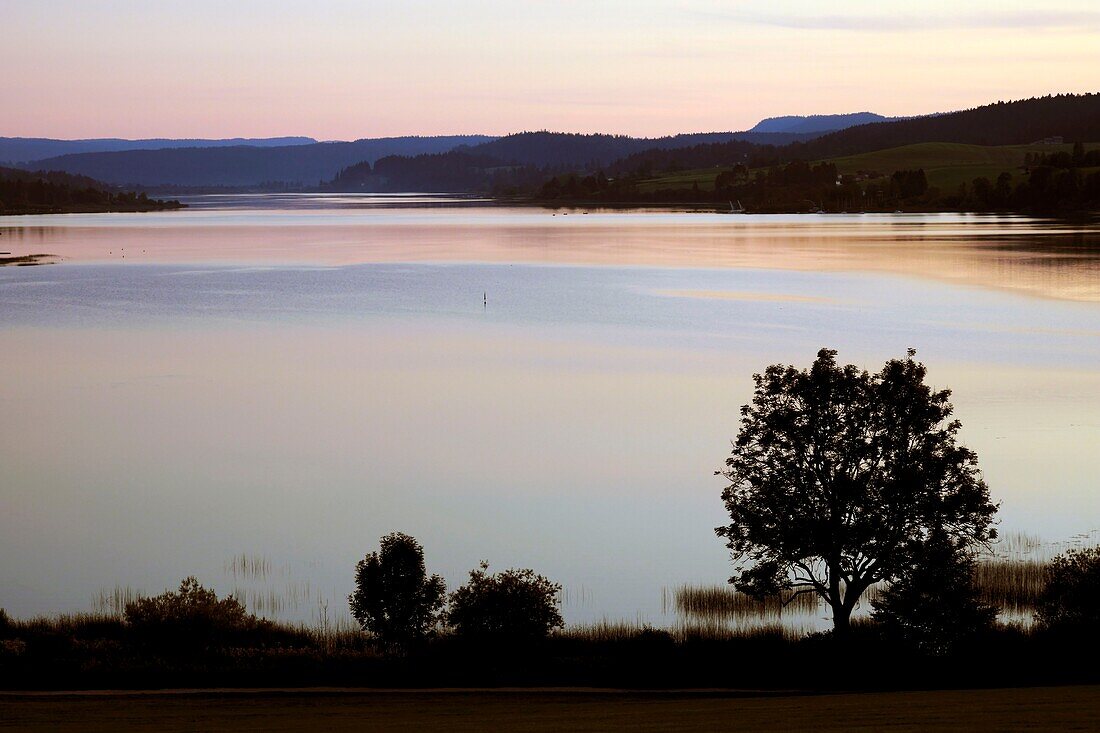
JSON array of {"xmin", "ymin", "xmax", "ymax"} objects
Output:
[
  {"xmin": 447, "ymin": 563, "xmax": 563, "ymax": 641},
  {"xmin": 1036, "ymin": 546, "xmax": 1100, "ymax": 633},
  {"xmin": 124, "ymin": 577, "xmax": 261, "ymax": 650},
  {"xmin": 349, "ymin": 533, "xmax": 446, "ymax": 651},
  {"xmin": 871, "ymin": 529, "xmax": 995, "ymax": 655}
]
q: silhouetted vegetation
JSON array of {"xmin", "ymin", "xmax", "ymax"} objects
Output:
[
  {"xmin": 3, "ymin": 349, "xmax": 1098, "ymax": 690},
  {"xmin": 716, "ymin": 348, "xmax": 998, "ymax": 634},
  {"xmin": 872, "ymin": 527, "xmax": 996, "ymax": 655},
  {"xmin": 1036, "ymin": 547, "xmax": 1100, "ymax": 634},
  {"xmin": 123, "ymin": 577, "xmax": 269, "ymax": 652},
  {"xmin": 447, "ymin": 563, "xmax": 563, "ymax": 642},
  {"xmin": 3, "ymin": 538, "xmax": 1100, "ymax": 690},
  {"xmin": 348, "ymin": 533, "xmax": 447, "ymax": 652},
  {"xmin": 0, "ymin": 165, "xmax": 183, "ymax": 214}
]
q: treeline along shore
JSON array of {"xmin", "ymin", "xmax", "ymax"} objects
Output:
[
  {"xmin": 0, "ymin": 166, "xmax": 183, "ymax": 215},
  {"xmin": 2, "ymin": 349, "xmax": 1098, "ymax": 692}
]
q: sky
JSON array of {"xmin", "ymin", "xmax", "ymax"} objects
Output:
[{"xmin": 3, "ymin": 0, "xmax": 1099, "ymax": 140}]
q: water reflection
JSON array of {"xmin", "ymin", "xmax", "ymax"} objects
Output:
[{"xmin": 2, "ymin": 202, "xmax": 1100, "ymax": 301}]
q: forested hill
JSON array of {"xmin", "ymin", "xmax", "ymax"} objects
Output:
[
  {"xmin": 328, "ymin": 131, "xmax": 823, "ymax": 192},
  {"xmin": 0, "ymin": 165, "xmax": 183, "ymax": 214},
  {"xmin": 784, "ymin": 94, "xmax": 1100, "ymax": 159},
  {"xmin": 0, "ymin": 137, "xmax": 316, "ymax": 165},
  {"xmin": 467, "ymin": 130, "xmax": 818, "ymax": 168},
  {"xmin": 25, "ymin": 135, "xmax": 496, "ymax": 187},
  {"xmin": 570, "ymin": 94, "xmax": 1100, "ymax": 182}
]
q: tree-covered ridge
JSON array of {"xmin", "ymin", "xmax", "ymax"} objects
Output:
[
  {"xmin": 789, "ymin": 93, "xmax": 1100, "ymax": 158},
  {"xmin": 0, "ymin": 165, "xmax": 183, "ymax": 214},
  {"xmin": 323, "ymin": 93, "xmax": 1100, "ymax": 213},
  {"xmin": 535, "ymin": 139, "xmax": 1100, "ymax": 214}
]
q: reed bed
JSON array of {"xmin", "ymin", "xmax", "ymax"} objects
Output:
[
  {"xmin": 975, "ymin": 559, "xmax": 1048, "ymax": 611},
  {"xmin": 670, "ymin": 584, "xmax": 826, "ymax": 621},
  {"xmin": 671, "ymin": 554, "xmax": 1060, "ymax": 628},
  {"xmin": 562, "ymin": 618, "xmax": 800, "ymax": 643}
]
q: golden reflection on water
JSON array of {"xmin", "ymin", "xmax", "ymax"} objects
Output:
[{"xmin": 3, "ymin": 210, "xmax": 1100, "ymax": 302}]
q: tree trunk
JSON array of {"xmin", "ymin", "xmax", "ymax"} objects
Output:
[{"xmin": 831, "ymin": 602, "xmax": 853, "ymax": 635}]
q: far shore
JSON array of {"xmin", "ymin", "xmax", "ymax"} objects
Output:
[{"xmin": 0, "ymin": 253, "xmax": 56, "ymax": 266}]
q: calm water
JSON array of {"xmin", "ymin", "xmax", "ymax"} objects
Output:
[{"xmin": 2, "ymin": 195, "xmax": 1099, "ymax": 626}]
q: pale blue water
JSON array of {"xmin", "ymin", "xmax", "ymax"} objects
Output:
[{"xmin": 1, "ymin": 201, "xmax": 1098, "ymax": 627}]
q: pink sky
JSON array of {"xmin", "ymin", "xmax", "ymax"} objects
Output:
[{"xmin": 3, "ymin": 0, "xmax": 1099, "ymax": 139}]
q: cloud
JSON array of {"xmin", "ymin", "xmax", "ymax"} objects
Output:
[{"xmin": 706, "ymin": 10, "xmax": 1100, "ymax": 32}]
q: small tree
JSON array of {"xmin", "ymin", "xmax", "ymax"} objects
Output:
[
  {"xmin": 1036, "ymin": 546, "xmax": 1100, "ymax": 633},
  {"xmin": 349, "ymin": 532, "xmax": 446, "ymax": 650},
  {"xmin": 872, "ymin": 527, "xmax": 996, "ymax": 654},
  {"xmin": 716, "ymin": 349, "xmax": 998, "ymax": 634},
  {"xmin": 447, "ymin": 562, "xmax": 563, "ymax": 641}
]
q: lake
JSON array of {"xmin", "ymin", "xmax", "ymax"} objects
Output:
[{"xmin": 1, "ymin": 195, "xmax": 1099, "ymax": 627}]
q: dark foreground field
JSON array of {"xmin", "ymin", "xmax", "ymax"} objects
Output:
[{"xmin": 2, "ymin": 685, "xmax": 1098, "ymax": 732}]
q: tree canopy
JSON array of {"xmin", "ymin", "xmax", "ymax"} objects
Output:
[
  {"xmin": 1036, "ymin": 546, "xmax": 1100, "ymax": 634},
  {"xmin": 716, "ymin": 349, "xmax": 998, "ymax": 633},
  {"xmin": 349, "ymin": 532, "xmax": 446, "ymax": 650},
  {"xmin": 447, "ymin": 562, "xmax": 563, "ymax": 641}
]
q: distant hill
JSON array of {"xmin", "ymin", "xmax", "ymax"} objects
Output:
[
  {"xmin": 24, "ymin": 130, "xmax": 824, "ymax": 190},
  {"xmin": 748, "ymin": 113, "xmax": 888, "ymax": 135},
  {"xmin": 0, "ymin": 137, "xmax": 316, "ymax": 165},
  {"xmin": 25, "ymin": 136, "xmax": 497, "ymax": 187},
  {"xmin": 329, "ymin": 130, "xmax": 819, "ymax": 192},
  {"xmin": 466, "ymin": 130, "xmax": 819, "ymax": 168}
]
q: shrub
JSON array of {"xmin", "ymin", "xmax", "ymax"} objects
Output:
[
  {"xmin": 872, "ymin": 528, "xmax": 996, "ymax": 655},
  {"xmin": 447, "ymin": 562, "xmax": 563, "ymax": 641},
  {"xmin": 1036, "ymin": 546, "xmax": 1100, "ymax": 633},
  {"xmin": 349, "ymin": 533, "xmax": 446, "ymax": 651},
  {"xmin": 124, "ymin": 576, "xmax": 260, "ymax": 649}
]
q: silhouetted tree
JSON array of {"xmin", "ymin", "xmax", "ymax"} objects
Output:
[
  {"xmin": 716, "ymin": 348, "xmax": 998, "ymax": 634},
  {"xmin": 349, "ymin": 533, "xmax": 446, "ymax": 651},
  {"xmin": 447, "ymin": 562, "xmax": 563, "ymax": 641},
  {"xmin": 872, "ymin": 526, "xmax": 995, "ymax": 654},
  {"xmin": 1036, "ymin": 546, "xmax": 1100, "ymax": 634}
]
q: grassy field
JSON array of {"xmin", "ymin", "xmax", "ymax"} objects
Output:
[
  {"xmin": 825, "ymin": 142, "xmax": 1081, "ymax": 191},
  {"xmin": 635, "ymin": 142, "xmax": 1096, "ymax": 194},
  {"xmin": 3, "ymin": 686, "xmax": 1098, "ymax": 731},
  {"xmin": 634, "ymin": 168, "xmax": 730, "ymax": 192}
]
